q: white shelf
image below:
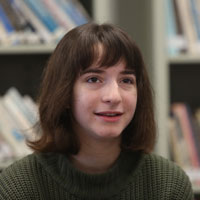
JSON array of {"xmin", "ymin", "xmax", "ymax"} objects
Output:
[
  {"xmin": 0, "ymin": 44, "xmax": 56, "ymax": 54},
  {"xmin": 169, "ymin": 54, "xmax": 200, "ymax": 64}
]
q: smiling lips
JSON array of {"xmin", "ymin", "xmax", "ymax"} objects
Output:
[{"xmin": 95, "ymin": 111, "xmax": 123, "ymax": 122}]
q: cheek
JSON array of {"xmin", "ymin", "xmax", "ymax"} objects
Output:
[
  {"xmin": 72, "ymin": 91, "xmax": 95, "ymax": 116},
  {"xmin": 125, "ymin": 91, "xmax": 137, "ymax": 107},
  {"xmin": 125, "ymin": 93, "xmax": 137, "ymax": 118}
]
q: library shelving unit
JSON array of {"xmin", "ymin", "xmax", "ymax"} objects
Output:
[
  {"xmin": 169, "ymin": 55, "xmax": 200, "ymax": 196},
  {"xmin": 0, "ymin": 0, "xmax": 92, "ymax": 99},
  {"xmin": 94, "ymin": 1, "xmax": 200, "ymax": 196}
]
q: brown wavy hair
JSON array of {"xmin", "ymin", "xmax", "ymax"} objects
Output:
[{"xmin": 28, "ymin": 23, "xmax": 156, "ymax": 154}]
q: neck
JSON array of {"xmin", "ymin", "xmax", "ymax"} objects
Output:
[{"xmin": 70, "ymin": 137, "xmax": 121, "ymax": 174}]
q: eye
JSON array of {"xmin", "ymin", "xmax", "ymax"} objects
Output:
[
  {"xmin": 121, "ymin": 78, "xmax": 135, "ymax": 84},
  {"xmin": 87, "ymin": 77, "xmax": 100, "ymax": 83}
]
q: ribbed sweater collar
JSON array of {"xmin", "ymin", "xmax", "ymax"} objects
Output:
[{"xmin": 35, "ymin": 151, "xmax": 144, "ymax": 199}]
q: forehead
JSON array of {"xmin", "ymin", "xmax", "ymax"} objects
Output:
[
  {"xmin": 80, "ymin": 60, "xmax": 135, "ymax": 76},
  {"xmin": 77, "ymin": 42, "xmax": 137, "ymax": 76}
]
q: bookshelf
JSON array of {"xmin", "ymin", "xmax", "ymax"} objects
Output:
[
  {"xmin": 1, "ymin": 0, "xmax": 199, "ymax": 195},
  {"xmin": 93, "ymin": 0, "xmax": 200, "ymax": 196},
  {"xmin": 166, "ymin": 0, "xmax": 200, "ymax": 196}
]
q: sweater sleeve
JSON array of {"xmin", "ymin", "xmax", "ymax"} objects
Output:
[
  {"xmin": 0, "ymin": 168, "xmax": 17, "ymax": 200},
  {"xmin": 144, "ymin": 154, "xmax": 194, "ymax": 200},
  {"xmin": 171, "ymin": 164, "xmax": 194, "ymax": 200},
  {"xmin": 0, "ymin": 155, "xmax": 43, "ymax": 200}
]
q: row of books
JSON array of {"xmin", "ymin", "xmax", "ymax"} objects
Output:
[
  {"xmin": 165, "ymin": 0, "xmax": 200, "ymax": 56},
  {"xmin": 169, "ymin": 102, "xmax": 200, "ymax": 188},
  {"xmin": 0, "ymin": 87, "xmax": 38, "ymax": 169},
  {"xmin": 0, "ymin": 0, "xmax": 90, "ymax": 46}
]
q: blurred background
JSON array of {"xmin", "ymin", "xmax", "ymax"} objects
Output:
[{"xmin": 0, "ymin": 0, "xmax": 200, "ymax": 197}]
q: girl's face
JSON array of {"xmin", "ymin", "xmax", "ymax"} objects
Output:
[{"xmin": 71, "ymin": 59, "xmax": 137, "ymax": 143}]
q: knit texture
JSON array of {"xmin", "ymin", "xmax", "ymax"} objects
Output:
[{"xmin": 0, "ymin": 151, "xmax": 194, "ymax": 200}]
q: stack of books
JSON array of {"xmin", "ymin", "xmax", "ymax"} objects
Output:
[
  {"xmin": 0, "ymin": 87, "xmax": 38, "ymax": 169},
  {"xmin": 0, "ymin": 0, "xmax": 90, "ymax": 46},
  {"xmin": 165, "ymin": 0, "xmax": 200, "ymax": 56},
  {"xmin": 169, "ymin": 102, "xmax": 200, "ymax": 188}
]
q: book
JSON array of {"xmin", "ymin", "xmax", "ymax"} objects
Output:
[
  {"xmin": 190, "ymin": 0, "xmax": 200, "ymax": 38},
  {"xmin": 0, "ymin": 2, "xmax": 19, "ymax": 45},
  {"xmin": 169, "ymin": 114, "xmax": 192, "ymax": 168},
  {"xmin": 175, "ymin": 0, "xmax": 198, "ymax": 54},
  {"xmin": 2, "ymin": 88, "xmax": 38, "ymax": 141},
  {"xmin": 0, "ymin": 0, "xmax": 23, "ymax": 31},
  {"xmin": 0, "ymin": 98, "xmax": 31, "ymax": 158},
  {"xmin": 23, "ymin": 0, "xmax": 65, "ymax": 41},
  {"xmin": 23, "ymin": 95, "xmax": 39, "ymax": 123},
  {"xmin": 7, "ymin": 0, "xmax": 41, "ymax": 44},
  {"xmin": 165, "ymin": 0, "xmax": 179, "ymax": 55},
  {"xmin": 42, "ymin": 0, "xmax": 76, "ymax": 30},
  {"xmin": 24, "ymin": 0, "xmax": 59, "ymax": 32},
  {"xmin": 193, "ymin": 0, "xmax": 200, "ymax": 49},
  {"xmin": 54, "ymin": 0, "xmax": 90, "ymax": 26},
  {"xmin": 0, "ymin": 20, "xmax": 10, "ymax": 45},
  {"xmin": 0, "ymin": 131, "xmax": 14, "ymax": 163},
  {"xmin": 171, "ymin": 103, "xmax": 200, "ymax": 168},
  {"xmin": 5, "ymin": 88, "xmax": 37, "ymax": 125},
  {"xmin": 12, "ymin": 0, "xmax": 54, "ymax": 44}
]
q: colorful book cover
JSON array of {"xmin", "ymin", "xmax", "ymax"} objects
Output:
[
  {"xmin": 24, "ymin": 0, "xmax": 60, "ymax": 33},
  {"xmin": 0, "ymin": 99, "xmax": 31, "ymax": 158},
  {"xmin": 55, "ymin": 0, "xmax": 89, "ymax": 26},
  {"xmin": 42, "ymin": 0, "xmax": 76, "ymax": 30},
  {"xmin": 12, "ymin": 0, "xmax": 53, "ymax": 43},
  {"xmin": 171, "ymin": 103, "xmax": 200, "ymax": 168}
]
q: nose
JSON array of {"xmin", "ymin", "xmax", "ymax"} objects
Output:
[{"xmin": 101, "ymin": 81, "xmax": 122, "ymax": 104}]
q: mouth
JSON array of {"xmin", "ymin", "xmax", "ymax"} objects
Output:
[
  {"xmin": 95, "ymin": 111, "xmax": 123, "ymax": 116},
  {"xmin": 94, "ymin": 111, "xmax": 123, "ymax": 122}
]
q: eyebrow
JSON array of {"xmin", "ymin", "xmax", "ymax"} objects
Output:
[
  {"xmin": 120, "ymin": 70, "xmax": 136, "ymax": 75},
  {"xmin": 80, "ymin": 68, "xmax": 136, "ymax": 75}
]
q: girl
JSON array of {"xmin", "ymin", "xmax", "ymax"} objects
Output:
[{"xmin": 0, "ymin": 23, "xmax": 193, "ymax": 199}]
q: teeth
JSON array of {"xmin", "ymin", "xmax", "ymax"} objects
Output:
[
  {"xmin": 105, "ymin": 113, "xmax": 117, "ymax": 116},
  {"xmin": 98, "ymin": 113, "xmax": 118, "ymax": 116}
]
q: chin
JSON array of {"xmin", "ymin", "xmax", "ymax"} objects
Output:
[{"xmin": 96, "ymin": 131, "xmax": 122, "ymax": 140}]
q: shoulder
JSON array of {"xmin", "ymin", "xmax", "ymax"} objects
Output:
[
  {"xmin": 0, "ymin": 153, "xmax": 40, "ymax": 177},
  {"xmin": 142, "ymin": 153, "xmax": 189, "ymax": 177},
  {"xmin": 140, "ymin": 153, "xmax": 194, "ymax": 199},
  {"xmin": 0, "ymin": 153, "xmax": 43, "ymax": 199}
]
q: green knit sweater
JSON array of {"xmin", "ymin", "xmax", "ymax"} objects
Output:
[{"xmin": 0, "ymin": 151, "xmax": 193, "ymax": 200}]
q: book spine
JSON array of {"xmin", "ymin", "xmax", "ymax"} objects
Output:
[
  {"xmin": 41, "ymin": 0, "xmax": 76, "ymax": 30},
  {"xmin": 68, "ymin": 0, "xmax": 90, "ymax": 24},
  {"xmin": 0, "ymin": 3, "xmax": 14, "ymax": 33},
  {"xmin": 0, "ymin": 3, "xmax": 21, "ymax": 45},
  {"xmin": 23, "ymin": 95, "xmax": 38, "ymax": 123},
  {"xmin": 13, "ymin": 0, "xmax": 53, "ymax": 43},
  {"xmin": 0, "ymin": 20, "xmax": 10, "ymax": 45},
  {"xmin": 175, "ymin": 0, "xmax": 198, "ymax": 54},
  {"xmin": 0, "ymin": 100, "xmax": 30, "ymax": 158},
  {"xmin": 24, "ymin": 0, "xmax": 59, "ymax": 33},
  {"xmin": 0, "ymin": 0, "xmax": 22, "ymax": 31},
  {"xmin": 0, "ymin": 133, "xmax": 14, "ymax": 162},
  {"xmin": 6, "ymin": 88, "xmax": 37, "ymax": 125},
  {"xmin": 189, "ymin": 0, "xmax": 200, "ymax": 40},
  {"xmin": 2, "ymin": 88, "xmax": 37, "ymax": 141},
  {"xmin": 169, "ymin": 115, "xmax": 191, "ymax": 167},
  {"xmin": 165, "ymin": 0, "xmax": 179, "ymax": 55},
  {"xmin": 9, "ymin": 0, "xmax": 41, "ymax": 44},
  {"xmin": 172, "ymin": 103, "xmax": 200, "ymax": 167},
  {"xmin": 55, "ymin": 0, "xmax": 89, "ymax": 26}
]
